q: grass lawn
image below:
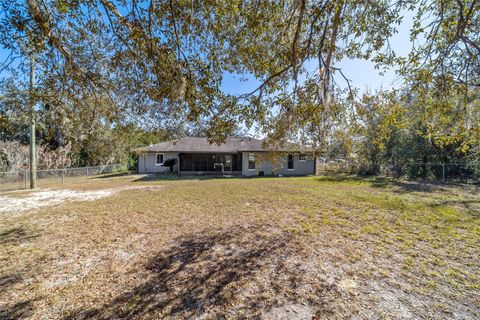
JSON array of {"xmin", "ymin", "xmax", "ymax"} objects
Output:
[{"xmin": 1, "ymin": 174, "xmax": 479, "ymax": 319}]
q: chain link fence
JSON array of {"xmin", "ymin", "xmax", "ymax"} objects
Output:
[
  {"xmin": 316, "ymin": 160, "xmax": 357, "ymax": 174},
  {"xmin": 386, "ymin": 163, "xmax": 478, "ymax": 182},
  {"xmin": 0, "ymin": 164, "xmax": 127, "ymax": 192},
  {"xmin": 317, "ymin": 160, "xmax": 479, "ymax": 183}
]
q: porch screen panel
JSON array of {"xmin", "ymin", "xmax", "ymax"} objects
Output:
[
  {"xmin": 232, "ymin": 153, "xmax": 242, "ymax": 171},
  {"xmin": 207, "ymin": 154, "xmax": 216, "ymax": 171},
  {"xmin": 194, "ymin": 153, "xmax": 208, "ymax": 171},
  {"xmin": 180, "ymin": 153, "xmax": 194, "ymax": 171}
]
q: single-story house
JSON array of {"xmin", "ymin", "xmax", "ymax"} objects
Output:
[{"xmin": 135, "ymin": 136, "xmax": 316, "ymax": 176}]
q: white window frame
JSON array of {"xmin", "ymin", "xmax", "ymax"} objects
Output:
[
  {"xmin": 155, "ymin": 153, "xmax": 165, "ymax": 165},
  {"xmin": 299, "ymin": 153, "xmax": 307, "ymax": 161},
  {"xmin": 248, "ymin": 153, "xmax": 256, "ymax": 171}
]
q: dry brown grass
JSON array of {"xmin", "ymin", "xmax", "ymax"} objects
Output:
[{"xmin": 0, "ymin": 174, "xmax": 479, "ymax": 319}]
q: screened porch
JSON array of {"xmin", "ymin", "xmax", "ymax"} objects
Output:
[{"xmin": 179, "ymin": 153, "xmax": 243, "ymax": 175}]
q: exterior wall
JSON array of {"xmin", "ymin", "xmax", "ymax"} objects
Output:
[
  {"xmin": 139, "ymin": 151, "xmax": 314, "ymax": 176},
  {"xmin": 242, "ymin": 152, "xmax": 315, "ymax": 176},
  {"xmin": 138, "ymin": 152, "xmax": 179, "ymax": 173},
  {"xmin": 279, "ymin": 153, "xmax": 315, "ymax": 176},
  {"xmin": 241, "ymin": 152, "xmax": 272, "ymax": 176}
]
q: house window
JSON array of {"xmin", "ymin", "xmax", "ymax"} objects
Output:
[
  {"xmin": 287, "ymin": 154, "xmax": 294, "ymax": 170},
  {"xmin": 248, "ymin": 153, "xmax": 256, "ymax": 170},
  {"xmin": 156, "ymin": 153, "xmax": 164, "ymax": 165},
  {"xmin": 299, "ymin": 154, "xmax": 307, "ymax": 161}
]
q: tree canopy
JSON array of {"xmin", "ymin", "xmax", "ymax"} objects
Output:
[{"xmin": 0, "ymin": 0, "xmax": 478, "ymax": 172}]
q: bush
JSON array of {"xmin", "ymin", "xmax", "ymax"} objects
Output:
[{"xmin": 162, "ymin": 158, "xmax": 178, "ymax": 173}]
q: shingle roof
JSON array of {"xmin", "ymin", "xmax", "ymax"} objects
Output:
[{"xmin": 134, "ymin": 137, "xmax": 311, "ymax": 153}]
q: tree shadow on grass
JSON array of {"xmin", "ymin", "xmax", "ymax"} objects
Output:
[
  {"xmin": 0, "ymin": 273, "xmax": 22, "ymax": 291},
  {"xmin": 0, "ymin": 300, "xmax": 34, "ymax": 319},
  {"xmin": 428, "ymin": 199, "xmax": 480, "ymax": 218},
  {"xmin": 383, "ymin": 179, "xmax": 480, "ymax": 194},
  {"xmin": 0, "ymin": 228, "xmax": 38, "ymax": 319},
  {"xmin": 315, "ymin": 174, "xmax": 454, "ymax": 194},
  {"xmin": 132, "ymin": 173, "xmax": 236, "ymax": 182},
  {"xmin": 316, "ymin": 173, "xmax": 388, "ymax": 185},
  {"xmin": 65, "ymin": 225, "xmax": 342, "ymax": 319},
  {"xmin": 89, "ymin": 172, "xmax": 128, "ymax": 179},
  {"xmin": 0, "ymin": 227, "xmax": 38, "ymax": 245}
]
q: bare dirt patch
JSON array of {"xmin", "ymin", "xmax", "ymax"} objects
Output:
[{"xmin": 0, "ymin": 185, "xmax": 163, "ymax": 216}]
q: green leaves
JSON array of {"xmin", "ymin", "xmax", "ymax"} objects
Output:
[{"xmin": 0, "ymin": 0, "xmax": 478, "ymax": 171}]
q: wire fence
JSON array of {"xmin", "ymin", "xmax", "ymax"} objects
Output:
[
  {"xmin": 317, "ymin": 160, "xmax": 479, "ymax": 183},
  {"xmin": 0, "ymin": 164, "xmax": 127, "ymax": 192}
]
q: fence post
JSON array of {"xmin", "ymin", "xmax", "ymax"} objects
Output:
[
  {"xmin": 442, "ymin": 164, "xmax": 445, "ymax": 182},
  {"xmin": 86, "ymin": 167, "xmax": 89, "ymax": 176},
  {"xmin": 24, "ymin": 171, "xmax": 27, "ymax": 189},
  {"xmin": 61, "ymin": 169, "xmax": 65, "ymax": 183}
]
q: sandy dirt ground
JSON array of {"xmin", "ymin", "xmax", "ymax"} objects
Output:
[{"xmin": 0, "ymin": 186, "xmax": 160, "ymax": 216}]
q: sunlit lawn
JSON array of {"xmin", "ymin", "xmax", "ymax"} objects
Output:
[{"xmin": 1, "ymin": 174, "xmax": 479, "ymax": 319}]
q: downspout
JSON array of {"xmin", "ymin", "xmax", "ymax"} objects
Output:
[
  {"xmin": 143, "ymin": 151, "xmax": 147, "ymax": 173},
  {"xmin": 177, "ymin": 153, "xmax": 181, "ymax": 177}
]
